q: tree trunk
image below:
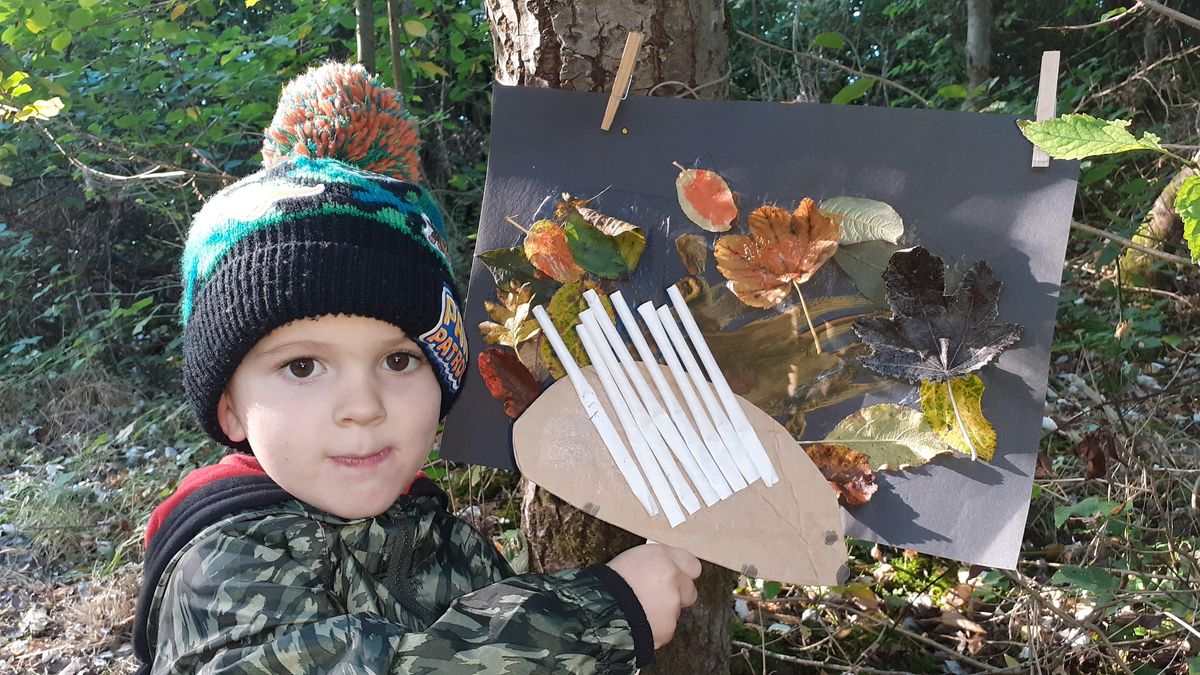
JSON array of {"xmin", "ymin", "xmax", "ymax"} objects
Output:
[
  {"xmin": 965, "ymin": 0, "xmax": 991, "ymax": 98},
  {"xmin": 488, "ymin": 2, "xmax": 735, "ymax": 672},
  {"xmin": 355, "ymin": 0, "xmax": 376, "ymax": 73}
]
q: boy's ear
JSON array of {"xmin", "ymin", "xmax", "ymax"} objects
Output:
[{"xmin": 217, "ymin": 391, "xmax": 248, "ymax": 443}]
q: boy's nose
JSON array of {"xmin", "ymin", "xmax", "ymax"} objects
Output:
[{"xmin": 334, "ymin": 378, "xmax": 387, "ymax": 427}]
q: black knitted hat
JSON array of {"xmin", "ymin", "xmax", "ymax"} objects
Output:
[{"xmin": 180, "ymin": 63, "xmax": 467, "ymax": 451}]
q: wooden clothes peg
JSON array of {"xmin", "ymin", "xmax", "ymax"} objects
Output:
[
  {"xmin": 601, "ymin": 32, "xmax": 644, "ymax": 131},
  {"xmin": 1031, "ymin": 51, "xmax": 1061, "ymax": 168}
]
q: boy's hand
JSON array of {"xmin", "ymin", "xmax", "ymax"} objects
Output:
[{"xmin": 606, "ymin": 543, "xmax": 702, "ymax": 648}]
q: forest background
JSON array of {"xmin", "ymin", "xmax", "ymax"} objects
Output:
[{"xmin": 0, "ymin": 0, "xmax": 1197, "ymax": 673}]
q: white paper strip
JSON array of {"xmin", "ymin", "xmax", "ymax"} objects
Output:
[
  {"xmin": 637, "ymin": 302, "xmax": 748, "ymax": 492},
  {"xmin": 530, "ymin": 305, "xmax": 658, "ymax": 517},
  {"xmin": 667, "ymin": 285, "xmax": 780, "ymax": 486},
  {"xmin": 609, "ymin": 291, "xmax": 733, "ymax": 501},
  {"xmin": 576, "ymin": 315, "xmax": 688, "ymax": 526},
  {"xmin": 655, "ymin": 304, "xmax": 760, "ymax": 485},
  {"xmin": 581, "ymin": 292, "xmax": 718, "ymax": 507}
]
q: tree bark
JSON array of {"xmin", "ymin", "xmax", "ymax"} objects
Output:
[
  {"xmin": 489, "ymin": 1, "xmax": 735, "ymax": 672},
  {"xmin": 355, "ymin": 0, "xmax": 376, "ymax": 73},
  {"xmin": 965, "ymin": 0, "xmax": 991, "ymax": 98}
]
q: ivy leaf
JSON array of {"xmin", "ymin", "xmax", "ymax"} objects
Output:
[
  {"xmin": 811, "ymin": 32, "xmax": 846, "ymax": 50},
  {"xmin": 833, "ymin": 240, "xmax": 904, "ymax": 309},
  {"xmin": 478, "ymin": 348, "xmax": 541, "ymax": 419},
  {"xmin": 1172, "ymin": 174, "xmax": 1200, "ymax": 263},
  {"xmin": 479, "ymin": 283, "xmax": 540, "ymax": 349},
  {"xmin": 675, "ymin": 166, "xmax": 738, "ymax": 232},
  {"xmin": 524, "ymin": 219, "xmax": 585, "ymax": 283},
  {"xmin": 714, "ymin": 198, "xmax": 840, "ymax": 308},
  {"xmin": 919, "ymin": 374, "xmax": 996, "ymax": 462},
  {"xmin": 823, "ymin": 404, "xmax": 953, "ymax": 471},
  {"xmin": 1017, "ymin": 114, "xmax": 1163, "ymax": 160},
  {"xmin": 818, "ymin": 196, "xmax": 904, "ymax": 245},
  {"xmin": 853, "ymin": 247, "xmax": 1022, "ymax": 384},
  {"xmin": 805, "ymin": 443, "xmax": 878, "ymax": 506}
]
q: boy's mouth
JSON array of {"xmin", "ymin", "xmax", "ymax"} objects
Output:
[{"xmin": 331, "ymin": 447, "xmax": 393, "ymax": 468}]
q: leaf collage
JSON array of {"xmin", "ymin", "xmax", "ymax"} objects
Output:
[
  {"xmin": 476, "ymin": 164, "xmax": 1024, "ymax": 509},
  {"xmin": 477, "ymin": 194, "xmax": 643, "ymax": 418}
]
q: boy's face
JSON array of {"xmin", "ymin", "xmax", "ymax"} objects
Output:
[{"xmin": 217, "ymin": 314, "xmax": 441, "ymax": 519}]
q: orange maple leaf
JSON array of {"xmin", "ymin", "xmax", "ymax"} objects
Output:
[{"xmin": 714, "ymin": 198, "xmax": 840, "ymax": 308}]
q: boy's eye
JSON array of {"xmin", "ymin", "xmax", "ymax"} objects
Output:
[
  {"xmin": 285, "ymin": 358, "xmax": 317, "ymax": 378},
  {"xmin": 385, "ymin": 352, "xmax": 421, "ymax": 373}
]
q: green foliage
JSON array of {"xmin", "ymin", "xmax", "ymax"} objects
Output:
[
  {"xmin": 1018, "ymin": 114, "xmax": 1164, "ymax": 160},
  {"xmin": 1174, "ymin": 175, "xmax": 1200, "ymax": 262}
]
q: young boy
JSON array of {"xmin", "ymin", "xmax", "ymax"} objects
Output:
[{"xmin": 132, "ymin": 62, "xmax": 701, "ymax": 674}]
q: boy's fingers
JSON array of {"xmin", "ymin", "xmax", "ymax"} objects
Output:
[
  {"xmin": 680, "ymin": 578, "xmax": 699, "ymax": 607},
  {"xmin": 667, "ymin": 547, "xmax": 702, "ymax": 579}
]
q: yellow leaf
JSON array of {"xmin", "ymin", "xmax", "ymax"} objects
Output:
[
  {"xmin": 13, "ymin": 97, "xmax": 63, "ymax": 122},
  {"xmin": 824, "ymin": 403, "xmax": 953, "ymax": 471},
  {"xmin": 0, "ymin": 174, "xmax": 13, "ymax": 187},
  {"xmin": 416, "ymin": 61, "xmax": 448, "ymax": 78},
  {"xmin": 170, "ymin": 3, "xmax": 188, "ymax": 21},
  {"xmin": 920, "ymin": 374, "xmax": 996, "ymax": 462},
  {"xmin": 245, "ymin": 0, "xmax": 261, "ymax": 6},
  {"xmin": 404, "ymin": 19, "xmax": 428, "ymax": 38},
  {"xmin": 296, "ymin": 24, "xmax": 312, "ymax": 41},
  {"xmin": 186, "ymin": 106, "xmax": 200, "ymax": 121}
]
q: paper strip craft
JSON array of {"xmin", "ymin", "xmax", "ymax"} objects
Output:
[
  {"xmin": 667, "ymin": 285, "xmax": 780, "ymax": 487},
  {"xmin": 530, "ymin": 304, "xmax": 658, "ymax": 518},
  {"xmin": 581, "ymin": 290, "xmax": 721, "ymax": 506},
  {"xmin": 610, "ymin": 291, "xmax": 733, "ymax": 500}
]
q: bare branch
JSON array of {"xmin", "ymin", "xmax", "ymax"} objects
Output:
[
  {"xmin": 1071, "ymin": 220, "xmax": 1194, "ymax": 267},
  {"xmin": 1037, "ymin": 4, "xmax": 1142, "ymax": 31},
  {"xmin": 1138, "ymin": 0, "xmax": 1200, "ymax": 30}
]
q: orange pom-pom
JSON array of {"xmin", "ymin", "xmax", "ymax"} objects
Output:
[{"xmin": 262, "ymin": 62, "xmax": 422, "ymax": 182}]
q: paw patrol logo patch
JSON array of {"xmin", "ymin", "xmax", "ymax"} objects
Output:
[{"xmin": 418, "ymin": 284, "xmax": 467, "ymax": 394}]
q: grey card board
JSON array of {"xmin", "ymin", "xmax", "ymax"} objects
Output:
[{"xmin": 440, "ymin": 84, "xmax": 1078, "ymax": 568}]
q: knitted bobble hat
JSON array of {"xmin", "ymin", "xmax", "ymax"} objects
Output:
[{"xmin": 180, "ymin": 62, "xmax": 467, "ymax": 451}]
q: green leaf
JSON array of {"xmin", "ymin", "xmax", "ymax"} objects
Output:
[
  {"xmin": 1099, "ymin": 7, "xmax": 1128, "ymax": 21},
  {"xmin": 477, "ymin": 246, "xmax": 559, "ymax": 300},
  {"xmin": 1172, "ymin": 174, "xmax": 1200, "ymax": 263},
  {"xmin": 404, "ymin": 19, "xmax": 428, "ymax": 38},
  {"xmin": 818, "ymin": 196, "xmax": 904, "ymax": 245},
  {"xmin": 762, "ymin": 580, "xmax": 783, "ymax": 599},
  {"xmin": 831, "ymin": 77, "xmax": 874, "ymax": 105},
  {"xmin": 919, "ymin": 374, "xmax": 996, "ymax": 461},
  {"xmin": 1016, "ymin": 114, "xmax": 1165, "ymax": 160},
  {"xmin": 937, "ymin": 84, "xmax": 968, "ymax": 99},
  {"xmin": 66, "ymin": 8, "xmax": 95, "ymax": 31},
  {"xmin": 561, "ymin": 209, "xmax": 629, "ymax": 279},
  {"xmin": 823, "ymin": 403, "xmax": 953, "ymax": 471},
  {"xmin": 50, "ymin": 30, "xmax": 71, "ymax": 52},
  {"xmin": 811, "ymin": 32, "xmax": 845, "ymax": 50},
  {"xmin": 26, "ymin": 5, "xmax": 52, "ymax": 34},
  {"xmin": 80, "ymin": 0, "xmax": 102, "ymax": 8},
  {"xmin": 1053, "ymin": 495, "xmax": 1120, "ymax": 529},
  {"xmin": 833, "ymin": 240, "xmax": 904, "ymax": 309},
  {"xmin": 1189, "ymin": 657, "xmax": 1200, "ymax": 675},
  {"xmin": 0, "ymin": 174, "xmax": 13, "ymax": 187},
  {"xmin": 1050, "ymin": 565, "xmax": 1117, "ymax": 595}
]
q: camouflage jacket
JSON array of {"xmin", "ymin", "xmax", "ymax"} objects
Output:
[{"xmin": 133, "ymin": 457, "xmax": 651, "ymax": 674}]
